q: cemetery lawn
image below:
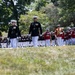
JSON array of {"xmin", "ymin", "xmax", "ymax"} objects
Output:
[{"xmin": 0, "ymin": 46, "xmax": 75, "ymax": 75}]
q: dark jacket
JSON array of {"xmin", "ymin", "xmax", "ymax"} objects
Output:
[
  {"xmin": 29, "ymin": 21, "xmax": 42, "ymax": 36},
  {"xmin": 8, "ymin": 25, "xmax": 21, "ymax": 39}
]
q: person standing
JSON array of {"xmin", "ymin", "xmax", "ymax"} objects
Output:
[
  {"xmin": 8, "ymin": 20, "xmax": 21, "ymax": 48},
  {"xmin": 66, "ymin": 27, "xmax": 72, "ymax": 45},
  {"xmin": 29, "ymin": 16, "xmax": 42, "ymax": 47},
  {"xmin": 71, "ymin": 27, "xmax": 75, "ymax": 45},
  {"xmin": 51, "ymin": 31, "xmax": 56, "ymax": 46},
  {"xmin": 43, "ymin": 29, "xmax": 51, "ymax": 46},
  {"xmin": 55, "ymin": 25, "xmax": 64, "ymax": 46}
]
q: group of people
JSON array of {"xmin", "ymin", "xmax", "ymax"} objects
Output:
[
  {"xmin": 0, "ymin": 16, "xmax": 75, "ymax": 48},
  {"xmin": 43, "ymin": 26, "xmax": 75, "ymax": 46},
  {"xmin": 7, "ymin": 16, "xmax": 42, "ymax": 48}
]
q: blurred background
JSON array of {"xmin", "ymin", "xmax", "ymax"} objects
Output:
[{"xmin": 0, "ymin": 0, "xmax": 75, "ymax": 36}]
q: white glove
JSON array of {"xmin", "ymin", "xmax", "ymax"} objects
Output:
[
  {"xmin": 40, "ymin": 34, "xmax": 42, "ymax": 37},
  {"xmin": 7, "ymin": 38, "xmax": 10, "ymax": 41},
  {"xmin": 17, "ymin": 37, "xmax": 21, "ymax": 40},
  {"xmin": 28, "ymin": 34, "xmax": 31, "ymax": 37}
]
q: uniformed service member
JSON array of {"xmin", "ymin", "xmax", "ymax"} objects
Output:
[
  {"xmin": 55, "ymin": 25, "xmax": 64, "ymax": 46},
  {"xmin": 29, "ymin": 16, "xmax": 42, "ymax": 47},
  {"xmin": 8, "ymin": 20, "xmax": 21, "ymax": 48},
  {"xmin": 43, "ymin": 29, "xmax": 51, "ymax": 46}
]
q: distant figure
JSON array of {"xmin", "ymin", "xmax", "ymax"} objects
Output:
[
  {"xmin": 65, "ymin": 27, "xmax": 72, "ymax": 45},
  {"xmin": 71, "ymin": 27, "xmax": 75, "ymax": 45},
  {"xmin": 43, "ymin": 29, "xmax": 51, "ymax": 46},
  {"xmin": 8, "ymin": 20, "xmax": 21, "ymax": 48},
  {"xmin": 51, "ymin": 31, "xmax": 56, "ymax": 46},
  {"xmin": 29, "ymin": 16, "xmax": 42, "ymax": 47},
  {"xmin": 55, "ymin": 25, "xmax": 64, "ymax": 46}
]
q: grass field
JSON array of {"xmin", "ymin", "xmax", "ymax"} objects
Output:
[{"xmin": 0, "ymin": 46, "xmax": 75, "ymax": 75}]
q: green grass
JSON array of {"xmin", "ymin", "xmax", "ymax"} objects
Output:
[{"xmin": 0, "ymin": 46, "xmax": 75, "ymax": 75}]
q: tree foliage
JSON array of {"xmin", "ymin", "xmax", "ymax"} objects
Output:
[
  {"xmin": 0, "ymin": 0, "xmax": 34, "ymax": 32},
  {"xmin": 58, "ymin": 0, "xmax": 75, "ymax": 26},
  {"xmin": 0, "ymin": 0, "xmax": 75, "ymax": 33},
  {"xmin": 35, "ymin": 0, "xmax": 75, "ymax": 27},
  {"xmin": 41, "ymin": 3, "xmax": 60, "ymax": 29}
]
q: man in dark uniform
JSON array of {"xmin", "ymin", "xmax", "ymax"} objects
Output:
[
  {"xmin": 29, "ymin": 16, "xmax": 42, "ymax": 47},
  {"xmin": 8, "ymin": 20, "xmax": 21, "ymax": 48}
]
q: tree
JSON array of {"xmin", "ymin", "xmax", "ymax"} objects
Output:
[
  {"xmin": 35, "ymin": 0, "xmax": 59, "ymax": 11},
  {"xmin": 57, "ymin": 0, "xmax": 75, "ymax": 26},
  {"xmin": 35, "ymin": 0, "xmax": 50, "ymax": 11},
  {"xmin": 0, "ymin": 0, "xmax": 35, "ymax": 32},
  {"xmin": 35, "ymin": 0, "xmax": 75, "ymax": 27},
  {"xmin": 0, "ymin": 0, "xmax": 12, "ymax": 31},
  {"xmin": 40, "ymin": 3, "xmax": 60, "ymax": 30}
]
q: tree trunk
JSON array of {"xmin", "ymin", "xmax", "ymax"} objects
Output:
[{"xmin": 11, "ymin": 0, "xmax": 19, "ymax": 27}]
